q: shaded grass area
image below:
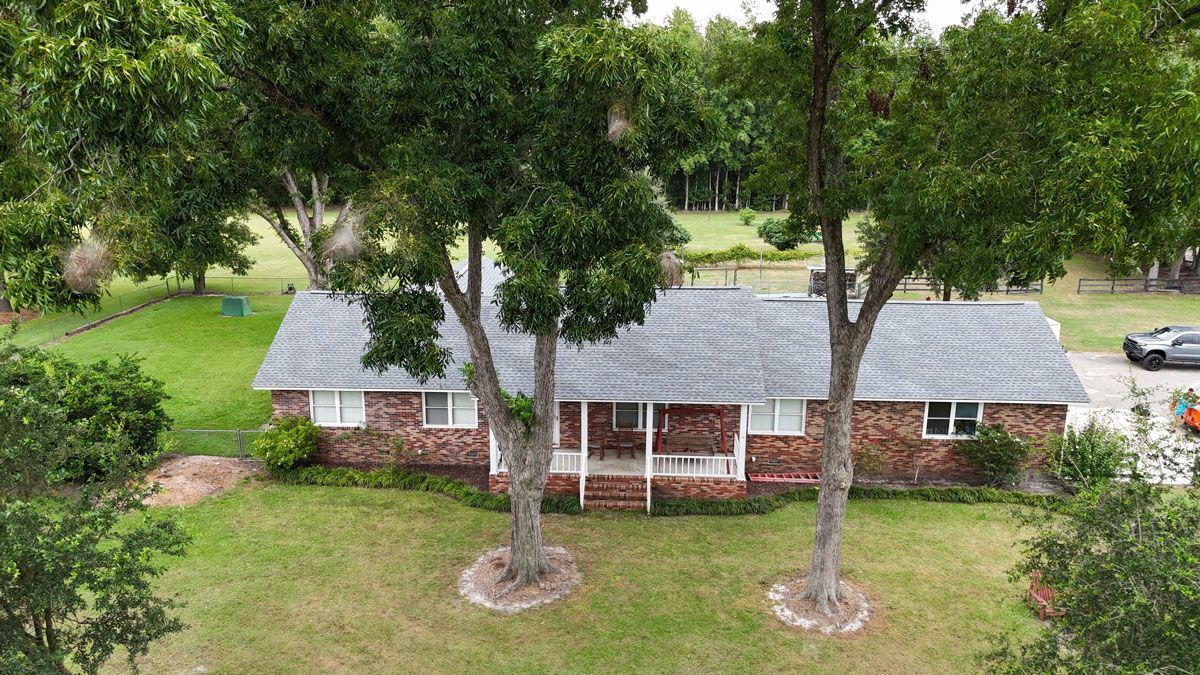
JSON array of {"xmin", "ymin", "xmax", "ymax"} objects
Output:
[
  {"xmin": 50, "ymin": 295, "xmax": 291, "ymax": 430},
  {"xmin": 123, "ymin": 485, "xmax": 1038, "ymax": 673}
]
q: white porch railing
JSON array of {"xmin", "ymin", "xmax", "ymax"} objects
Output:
[
  {"xmin": 496, "ymin": 450, "xmax": 582, "ymax": 474},
  {"xmin": 651, "ymin": 453, "xmax": 739, "ymax": 478},
  {"xmin": 550, "ymin": 451, "xmax": 582, "ymax": 474}
]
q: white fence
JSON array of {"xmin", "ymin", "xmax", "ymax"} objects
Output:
[
  {"xmin": 550, "ymin": 451, "xmax": 582, "ymax": 474},
  {"xmin": 497, "ymin": 451, "xmax": 583, "ymax": 474},
  {"xmin": 651, "ymin": 454, "xmax": 738, "ymax": 478}
]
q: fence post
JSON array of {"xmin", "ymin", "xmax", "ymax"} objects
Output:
[
  {"xmin": 759, "ymin": 251, "xmax": 764, "ymax": 280},
  {"xmin": 237, "ymin": 430, "xmax": 244, "ymax": 461}
]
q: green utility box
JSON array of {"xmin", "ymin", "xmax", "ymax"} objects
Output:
[{"xmin": 220, "ymin": 295, "xmax": 253, "ymax": 317}]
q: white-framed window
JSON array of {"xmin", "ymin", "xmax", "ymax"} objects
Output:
[
  {"xmin": 310, "ymin": 390, "xmax": 365, "ymax": 427},
  {"xmin": 423, "ymin": 391, "xmax": 478, "ymax": 428},
  {"xmin": 749, "ymin": 398, "xmax": 806, "ymax": 435},
  {"xmin": 923, "ymin": 401, "xmax": 983, "ymax": 438},
  {"xmin": 613, "ymin": 402, "xmax": 667, "ymax": 431}
]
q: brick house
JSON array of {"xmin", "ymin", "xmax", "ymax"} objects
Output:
[{"xmin": 253, "ymin": 273, "xmax": 1088, "ymax": 510}]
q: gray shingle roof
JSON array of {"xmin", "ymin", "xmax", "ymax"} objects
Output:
[
  {"xmin": 252, "ymin": 288, "xmax": 766, "ymax": 404},
  {"xmin": 757, "ymin": 299, "xmax": 1089, "ymax": 403},
  {"xmin": 252, "ymin": 289, "xmax": 1089, "ymax": 404}
]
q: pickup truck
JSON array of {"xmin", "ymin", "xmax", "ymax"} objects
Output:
[{"xmin": 1123, "ymin": 326, "xmax": 1200, "ymax": 371}]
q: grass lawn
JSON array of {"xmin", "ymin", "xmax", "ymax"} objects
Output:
[
  {"xmin": 119, "ymin": 485, "xmax": 1038, "ymax": 673},
  {"xmin": 1012, "ymin": 255, "xmax": 1199, "ymax": 353},
  {"xmin": 50, "ymin": 295, "xmax": 290, "ymax": 431}
]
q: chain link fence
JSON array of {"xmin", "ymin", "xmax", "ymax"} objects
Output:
[{"xmin": 162, "ymin": 429, "xmax": 265, "ymax": 461}]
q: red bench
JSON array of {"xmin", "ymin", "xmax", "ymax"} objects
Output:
[
  {"xmin": 1027, "ymin": 571, "xmax": 1065, "ymax": 620},
  {"xmin": 747, "ymin": 472, "xmax": 821, "ymax": 484}
]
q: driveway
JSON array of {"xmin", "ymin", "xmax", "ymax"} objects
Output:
[{"xmin": 1067, "ymin": 351, "xmax": 1200, "ymax": 411}]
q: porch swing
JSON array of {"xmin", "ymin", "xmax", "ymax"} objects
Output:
[{"xmin": 652, "ymin": 406, "xmax": 733, "ymax": 474}]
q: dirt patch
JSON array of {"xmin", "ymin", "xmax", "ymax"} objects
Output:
[
  {"xmin": 144, "ymin": 454, "xmax": 259, "ymax": 507},
  {"xmin": 0, "ymin": 309, "xmax": 39, "ymax": 326},
  {"xmin": 769, "ymin": 575, "xmax": 873, "ymax": 636},
  {"xmin": 458, "ymin": 545, "xmax": 579, "ymax": 614}
]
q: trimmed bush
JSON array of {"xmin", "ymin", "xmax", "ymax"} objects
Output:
[
  {"xmin": 756, "ymin": 217, "xmax": 802, "ymax": 250},
  {"xmin": 683, "ymin": 244, "xmax": 824, "ymax": 267},
  {"xmin": 738, "ymin": 207, "xmax": 757, "ymax": 227},
  {"xmin": 271, "ymin": 465, "xmax": 582, "ymax": 514},
  {"xmin": 269, "ymin": 465, "xmax": 1063, "ymax": 516},
  {"xmin": 651, "ymin": 484, "xmax": 1066, "ymax": 516},
  {"xmin": 253, "ymin": 416, "xmax": 321, "ymax": 472},
  {"xmin": 959, "ymin": 424, "xmax": 1031, "ymax": 487},
  {"xmin": 0, "ymin": 344, "xmax": 170, "ymax": 481},
  {"xmin": 1047, "ymin": 418, "xmax": 1130, "ymax": 493}
]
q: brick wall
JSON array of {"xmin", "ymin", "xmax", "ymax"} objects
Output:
[
  {"xmin": 489, "ymin": 472, "xmax": 580, "ymax": 496},
  {"xmin": 270, "ymin": 390, "xmax": 490, "ymax": 470},
  {"xmin": 651, "ymin": 476, "xmax": 747, "ymax": 500},
  {"xmin": 271, "ymin": 390, "xmax": 1068, "ymax": 491},
  {"xmin": 745, "ymin": 400, "xmax": 1068, "ymax": 484}
]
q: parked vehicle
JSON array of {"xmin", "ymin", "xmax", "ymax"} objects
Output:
[{"xmin": 1123, "ymin": 326, "xmax": 1200, "ymax": 371}]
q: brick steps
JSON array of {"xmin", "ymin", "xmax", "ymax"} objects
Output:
[{"xmin": 584, "ymin": 474, "xmax": 646, "ymax": 511}]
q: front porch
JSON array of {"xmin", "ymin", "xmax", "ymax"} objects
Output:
[{"xmin": 490, "ymin": 401, "xmax": 750, "ymax": 511}]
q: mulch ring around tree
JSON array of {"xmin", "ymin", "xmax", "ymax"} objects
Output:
[
  {"xmin": 769, "ymin": 574, "xmax": 874, "ymax": 637},
  {"xmin": 458, "ymin": 545, "xmax": 580, "ymax": 614}
]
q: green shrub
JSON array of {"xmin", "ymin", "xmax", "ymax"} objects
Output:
[
  {"xmin": 651, "ymin": 484, "xmax": 1065, "ymax": 516},
  {"xmin": 738, "ymin": 207, "xmax": 757, "ymax": 227},
  {"xmin": 959, "ymin": 424, "xmax": 1031, "ymax": 487},
  {"xmin": 272, "ymin": 465, "xmax": 1063, "ymax": 517},
  {"xmin": 254, "ymin": 416, "xmax": 321, "ymax": 472},
  {"xmin": 271, "ymin": 465, "xmax": 582, "ymax": 514},
  {"xmin": 1047, "ymin": 418, "xmax": 1129, "ymax": 493},
  {"xmin": 986, "ymin": 481, "xmax": 1200, "ymax": 672},
  {"xmin": 0, "ymin": 343, "xmax": 170, "ymax": 481},
  {"xmin": 756, "ymin": 217, "xmax": 802, "ymax": 250}
]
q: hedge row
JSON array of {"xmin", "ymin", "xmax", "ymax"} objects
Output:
[
  {"xmin": 270, "ymin": 466, "xmax": 1066, "ymax": 517},
  {"xmin": 271, "ymin": 466, "xmax": 582, "ymax": 514},
  {"xmin": 683, "ymin": 243, "xmax": 820, "ymax": 266},
  {"xmin": 650, "ymin": 484, "xmax": 1068, "ymax": 516}
]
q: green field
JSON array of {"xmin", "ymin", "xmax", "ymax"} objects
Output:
[
  {"xmin": 113, "ymin": 484, "xmax": 1038, "ymax": 674},
  {"xmin": 50, "ymin": 295, "xmax": 289, "ymax": 431}
]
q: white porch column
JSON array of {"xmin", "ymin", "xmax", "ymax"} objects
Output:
[
  {"xmin": 579, "ymin": 402, "xmax": 588, "ymax": 510},
  {"xmin": 488, "ymin": 428, "xmax": 499, "ymax": 474},
  {"xmin": 737, "ymin": 404, "xmax": 749, "ymax": 480},
  {"xmin": 644, "ymin": 402, "xmax": 654, "ymax": 513}
]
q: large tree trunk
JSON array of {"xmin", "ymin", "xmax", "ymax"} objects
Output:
[
  {"xmin": 0, "ymin": 275, "xmax": 12, "ymax": 313},
  {"xmin": 435, "ymin": 238, "xmax": 560, "ymax": 589},
  {"xmin": 941, "ymin": 284, "xmax": 951, "ymax": 301},
  {"xmin": 192, "ymin": 270, "xmax": 207, "ymax": 295},
  {"xmin": 1167, "ymin": 245, "xmax": 1187, "ymax": 280},
  {"xmin": 254, "ymin": 169, "xmax": 356, "ymax": 291},
  {"xmin": 497, "ymin": 331, "xmax": 559, "ymax": 585},
  {"xmin": 796, "ymin": 0, "xmax": 909, "ymax": 616},
  {"xmin": 1145, "ymin": 260, "xmax": 1160, "ymax": 291}
]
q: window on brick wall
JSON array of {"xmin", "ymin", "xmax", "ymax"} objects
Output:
[
  {"xmin": 613, "ymin": 402, "xmax": 667, "ymax": 431},
  {"xmin": 310, "ymin": 390, "xmax": 365, "ymax": 427},
  {"xmin": 923, "ymin": 401, "xmax": 983, "ymax": 438},
  {"xmin": 423, "ymin": 391, "xmax": 478, "ymax": 428},
  {"xmin": 749, "ymin": 398, "xmax": 806, "ymax": 435}
]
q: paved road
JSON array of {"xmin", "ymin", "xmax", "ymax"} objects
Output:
[{"xmin": 1067, "ymin": 351, "xmax": 1200, "ymax": 411}]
